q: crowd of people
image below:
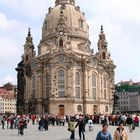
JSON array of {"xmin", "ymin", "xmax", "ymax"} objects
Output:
[{"xmin": 0, "ymin": 113, "xmax": 139, "ymax": 139}]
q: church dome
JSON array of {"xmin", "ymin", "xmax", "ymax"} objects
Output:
[{"xmin": 42, "ymin": 0, "xmax": 89, "ymax": 41}]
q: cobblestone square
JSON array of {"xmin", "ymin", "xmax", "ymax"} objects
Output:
[{"xmin": 0, "ymin": 123, "xmax": 139, "ymax": 140}]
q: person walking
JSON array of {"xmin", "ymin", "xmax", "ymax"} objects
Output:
[
  {"xmin": 113, "ymin": 122, "xmax": 128, "ymax": 140},
  {"xmin": 1, "ymin": 119, "xmax": 5, "ymax": 129},
  {"xmin": 88, "ymin": 118, "xmax": 93, "ymax": 131},
  {"xmin": 18, "ymin": 118, "xmax": 25, "ymax": 135},
  {"xmin": 44, "ymin": 116, "xmax": 49, "ymax": 131},
  {"xmin": 95, "ymin": 124, "xmax": 113, "ymax": 140},
  {"xmin": 38, "ymin": 117, "xmax": 45, "ymax": 131},
  {"xmin": 126, "ymin": 115, "xmax": 133, "ymax": 132},
  {"xmin": 75, "ymin": 116, "xmax": 85, "ymax": 140},
  {"xmin": 68, "ymin": 117, "xmax": 75, "ymax": 140},
  {"xmin": 134, "ymin": 115, "xmax": 139, "ymax": 127}
]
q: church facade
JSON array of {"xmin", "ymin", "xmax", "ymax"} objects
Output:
[{"xmin": 16, "ymin": 0, "xmax": 116, "ymax": 115}]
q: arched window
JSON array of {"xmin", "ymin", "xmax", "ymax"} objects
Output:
[
  {"xmin": 46, "ymin": 73, "xmax": 51, "ymax": 98},
  {"xmin": 77, "ymin": 105, "xmax": 82, "ymax": 112},
  {"xmin": 32, "ymin": 75, "xmax": 36, "ymax": 98},
  {"xmin": 75, "ymin": 72, "xmax": 80, "ymax": 98},
  {"xmin": 105, "ymin": 106, "xmax": 108, "ymax": 112},
  {"xmin": 103, "ymin": 77, "xmax": 107, "ymax": 99},
  {"xmin": 58, "ymin": 69, "xmax": 65, "ymax": 97},
  {"xmin": 92, "ymin": 74, "xmax": 96, "ymax": 99},
  {"xmin": 59, "ymin": 39, "xmax": 63, "ymax": 47}
]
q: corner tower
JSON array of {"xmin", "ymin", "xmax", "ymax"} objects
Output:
[
  {"xmin": 97, "ymin": 25, "xmax": 110, "ymax": 61},
  {"xmin": 23, "ymin": 28, "xmax": 35, "ymax": 64}
]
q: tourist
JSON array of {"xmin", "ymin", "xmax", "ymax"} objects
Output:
[
  {"xmin": 68, "ymin": 117, "xmax": 75, "ymax": 139},
  {"xmin": 75, "ymin": 116, "xmax": 85, "ymax": 140},
  {"xmin": 18, "ymin": 118, "xmax": 25, "ymax": 135},
  {"xmin": 113, "ymin": 122, "xmax": 128, "ymax": 140},
  {"xmin": 126, "ymin": 114, "xmax": 133, "ymax": 132},
  {"xmin": 134, "ymin": 115, "xmax": 139, "ymax": 127},
  {"xmin": 88, "ymin": 117, "xmax": 93, "ymax": 131},
  {"xmin": 95, "ymin": 124, "xmax": 112, "ymax": 140},
  {"xmin": 1, "ymin": 118, "xmax": 5, "ymax": 129}
]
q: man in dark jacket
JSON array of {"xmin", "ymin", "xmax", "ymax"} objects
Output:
[
  {"xmin": 44, "ymin": 117, "xmax": 49, "ymax": 130},
  {"xmin": 75, "ymin": 116, "xmax": 85, "ymax": 140},
  {"xmin": 126, "ymin": 115, "xmax": 133, "ymax": 132}
]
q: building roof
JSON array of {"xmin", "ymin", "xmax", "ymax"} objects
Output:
[
  {"xmin": 133, "ymin": 82, "xmax": 140, "ymax": 86},
  {"xmin": 0, "ymin": 87, "xmax": 16, "ymax": 100},
  {"xmin": 3, "ymin": 82, "xmax": 15, "ymax": 90},
  {"xmin": 115, "ymin": 81, "xmax": 140, "ymax": 92},
  {"xmin": 117, "ymin": 80, "xmax": 133, "ymax": 85}
]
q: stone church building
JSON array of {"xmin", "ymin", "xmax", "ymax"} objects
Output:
[{"xmin": 16, "ymin": 0, "xmax": 116, "ymax": 115}]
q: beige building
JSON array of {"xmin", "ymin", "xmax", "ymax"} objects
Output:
[
  {"xmin": 16, "ymin": 0, "xmax": 115, "ymax": 115},
  {"xmin": 0, "ymin": 87, "xmax": 16, "ymax": 114}
]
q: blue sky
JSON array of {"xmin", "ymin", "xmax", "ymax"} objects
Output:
[{"xmin": 0, "ymin": 0, "xmax": 140, "ymax": 86}]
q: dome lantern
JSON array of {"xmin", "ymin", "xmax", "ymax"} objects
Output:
[{"xmin": 55, "ymin": 0, "xmax": 75, "ymax": 6}]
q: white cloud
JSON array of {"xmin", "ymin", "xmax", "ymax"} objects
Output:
[
  {"xmin": 1, "ymin": 75, "xmax": 16, "ymax": 86},
  {"xmin": 0, "ymin": 13, "xmax": 9, "ymax": 28},
  {"xmin": 0, "ymin": 38, "xmax": 21, "ymax": 67},
  {"xmin": 0, "ymin": 12, "xmax": 26, "ymax": 33},
  {"xmin": 0, "ymin": 0, "xmax": 54, "ymax": 18},
  {"xmin": 102, "ymin": 0, "xmax": 140, "ymax": 22}
]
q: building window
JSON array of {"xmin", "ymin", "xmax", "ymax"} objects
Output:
[
  {"xmin": 93, "ymin": 105, "xmax": 97, "ymax": 114},
  {"xmin": 58, "ymin": 69, "xmax": 65, "ymax": 97},
  {"xmin": 102, "ymin": 52, "xmax": 106, "ymax": 59},
  {"xmin": 45, "ymin": 20, "xmax": 48, "ymax": 29},
  {"xmin": 59, "ymin": 39, "xmax": 63, "ymax": 47},
  {"xmin": 92, "ymin": 74, "xmax": 96, "ymax": 99},
  {"xmin": 105, "ymin": 106, "xmax": 108, "ymax": 112},
  {"xmin": 79, "ymin": 19, "xmax": 84, "ymax": 28},
  {"xmin": 103, "ymin": 77, "xmax": 107, "ymax": 99},
  {"xmin": 25, "ymin": 55, "xmax": 29, "ymax": 62},
  {"xmin": 77, "ymin": 105, "xmax": 82, "ymax": 112},
  {"xmin": 38, "ymin": 47, "xmax": 41, "ymax": 55},
  {"xmin": 75, "ymin": 72, "xmax": 80, "ymax": 98},
  {"xmin": 32, "ymin": 75, "xmax": 36, "ymax": 98},
  {"xmin": 46, "ymin": 73, "xmax": 51, "ymax": 98}
]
